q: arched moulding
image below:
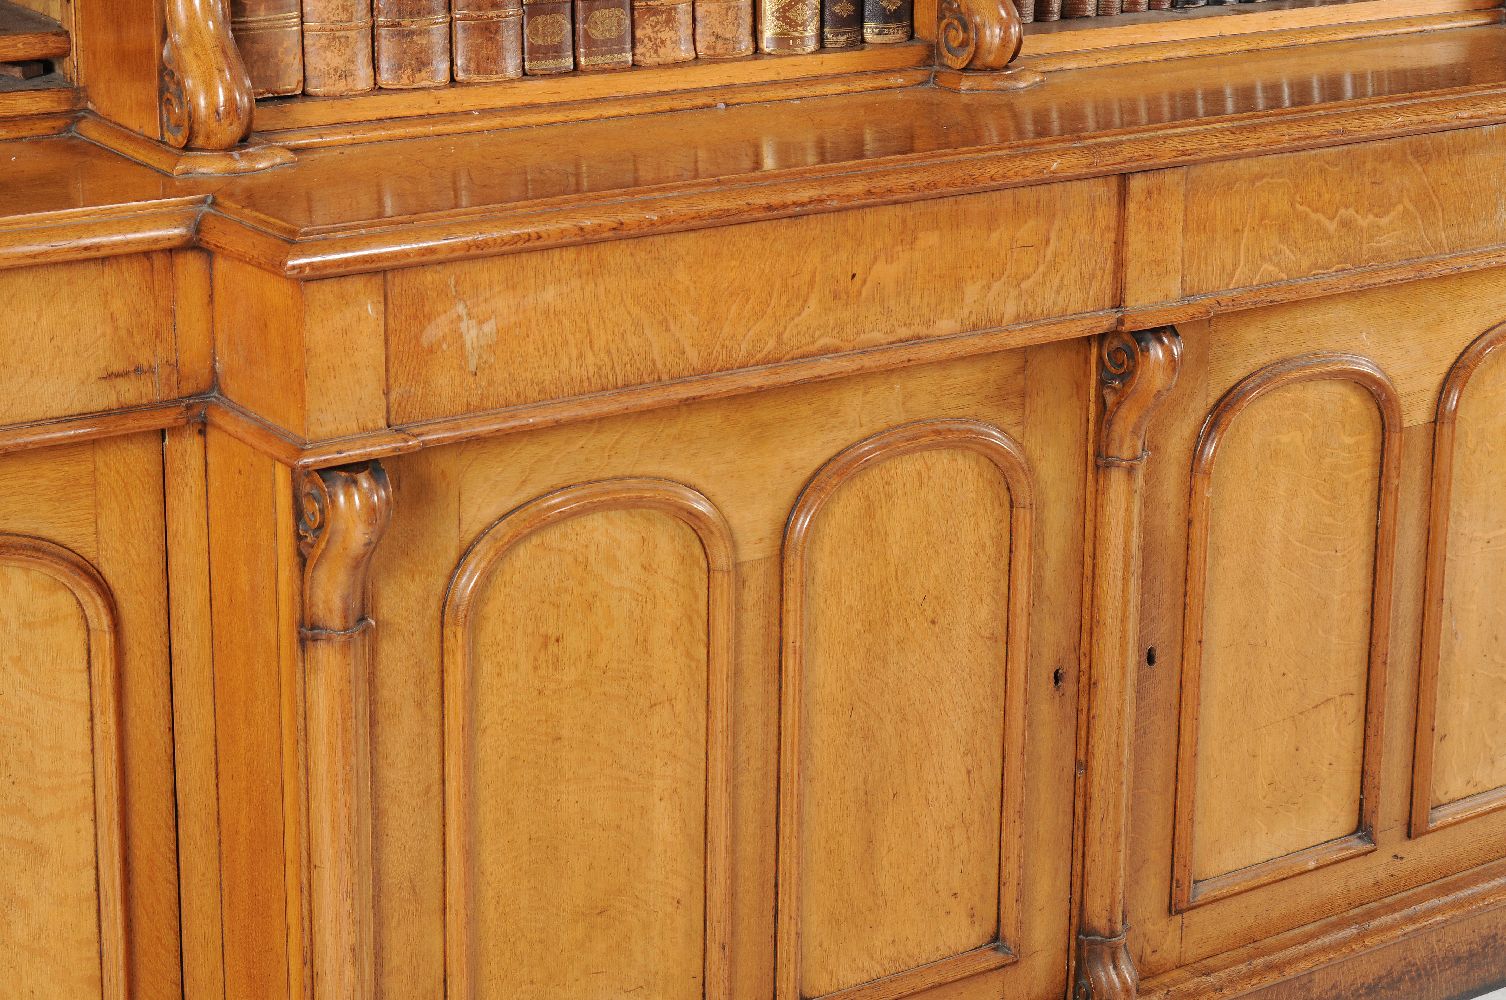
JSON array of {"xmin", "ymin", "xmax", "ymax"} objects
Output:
[
  {"xmin": 1171, "ymin": 354, "xmax": 1402, "ymax": 912},
  {"xmin": 441, "ymin": 477, "xmax": 734, "ymax": 1000},
  {"xmin": 0, "ymin": 534, "xmax": 129, "ymax": 1000},
  {"xmin": 775, "ymin": 418, "xmax": 1035, "ymax": 1000},
  {"xmin": 1411, "ymin": 321, "xmax": 1506, "ymax": 836}
]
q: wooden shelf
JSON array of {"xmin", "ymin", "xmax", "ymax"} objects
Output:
[
  {"xmin": 1017, "ymin": 0, "xmax": 1501, "ymax": 69},
  {"xmin": 0, "ymin": 1, "xmax": 69, "ymax": 64}
]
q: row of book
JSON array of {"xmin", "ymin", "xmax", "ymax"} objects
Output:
[
  {"xmin": 1018, "ymin": 0, "xmax": 1268, "ymax": 21},
  {"xmin": 231, "ymin": 0, "xmax": 915, "ymax": 97}
]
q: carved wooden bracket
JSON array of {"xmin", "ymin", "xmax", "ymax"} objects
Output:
[
  {"xmin": 148, "ymin": 0, "xmax": 294, "ymax": 174},
  {"xmin": 1075, "ymin": 328, "xmax": 1183, "ymax": 1000},
  {"xmin": 298, "ymin": 461, "xmax": 392, "ymax": 1000},
  {"xmin": 934, "ymin": 0, "xmax": 1044, "ymax": 92}
]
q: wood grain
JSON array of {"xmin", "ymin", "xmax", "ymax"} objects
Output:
[
  {"xmin": 1175, "ymin": 355, "xmax": 1400, "ymax": 910},
  {"xmin": 443, "ymin": 479, "xmax": 733, "ymax": 1000},
  {"xmin": 1412, "ymin": 321, "xmax": 1506, "ymax": 833},
  {"xmin": 777, "ymin": 421, "xmax": 1033, "ymax": 1000},
  {"xmin": 385, "ymin": 182, "xmax": 1115, "ymax": 423}
]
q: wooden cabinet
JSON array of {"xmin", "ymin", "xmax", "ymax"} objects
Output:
[
  {"xmin": 359, "ymin": 343, "xmax": 1091, "ymax": 1000},
  {"xmin": 0, "ymin": 434, "xmax": 181, "ymax": 1000}
]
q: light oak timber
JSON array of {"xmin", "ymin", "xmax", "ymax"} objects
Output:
[
  {"xmin": 75, "ymin": 114, "xmax": 296, "ymax": 177},
  {"xmin": 1075, "ymin": 328, "xmax": 1182, "ymax": 1000},
  {"xmin": 0, "ymin": 0, "xmax": 69, "ymax": 61}
]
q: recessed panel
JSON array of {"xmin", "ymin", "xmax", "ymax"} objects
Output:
[
  {"xmin": 458, "ymin": 508, "xmax": 710, "ymax": 1000},
  {"xmin": 1190, "ymin": 379, "xmax": 1382, "ymax": 885},
  {"xmin": 1431, "ymin": 345, "xmax": 1506, "ymax": 810},
  {"xmin": 0, "ymin": 564, "xmax": 104, "ymax": 999},
  {"xmin": 793, "ymin": 442, "xmax": 1021, "ymax": 999}
]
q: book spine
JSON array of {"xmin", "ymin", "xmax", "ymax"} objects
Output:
[
  {"xmin": 230, "ymin": 0, "xmax": 304, "ymax": 96},
  {"xmin": 452, "ymin": 0, "xmax": 524, "ymax": 80},
  {"xmin": 373, "ymin": 0, "xmax": 450, "ymax": 87},
  {"xmin": 862, "ymin": 0, "xmax": 910, "ymax": 43},
  {"xmin": 1061, "ymin": 0, "xmax": 1093, "ymax": 17},
  {"xmin": 632, "ymin": 0, "xmax": 694, "ymax": 64},
  {"xmin": 696, "ymin": 0, "xmax": 754, "ymax": 57},
  {"xmin": 1035, "ymin": 0, "xmax": 1060, "ymax": 20},
  {"xmin": 1146, "ymin": 0, "xmax": 1170, "ymax": 9},
  {"xmin": 1097, "ymin": 0, "xmax": 1121, "ymax": 13},
  {"xmin": 820, "ymin": 0, "xmax": 860, "ymax": 48},
  {"xmin": 522, "ymin": 0, "xmax": 574, "ymax": 73},
  {"xmin": 1121, "ymin": 0, "xmax": 1147, "ymax": 10},
  {"xmin": 1017, "ymin": 0, "xmax": 1035, "ymax": 24},
  {"xmin": 760, "ymin": 0, "xmax": 818, "ymax": 52},
  {"xmin": 573, "ymin": 0, "xmax": 631, "ymax": 70},
  {"xmin": 302, "ymin": 0, "xmax": 375, "ymax": 95}
]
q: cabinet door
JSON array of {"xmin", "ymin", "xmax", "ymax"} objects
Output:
[
  {"xmin": 363, "ymin": 342, "xmax": 1090, "ymax": 1000},
  {"xmin": 1129, "ymin": 268, "xmax": 1506, "ymax": 989},
  {"xmin": 0, "ymin": 434, "xmax": 180, "ymax": 1000}
]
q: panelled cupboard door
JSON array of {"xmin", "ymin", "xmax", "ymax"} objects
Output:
[
  {"xmin": 365, "ymin": 342, "xmax": 1090, "ymax": 1000},
  {"xmin": 1128, "ymin": 267, "xmax": 1506, "ymax": 986},
  {"xmin": 0, "ymin": 433, "xmax": 180, "ymax": 1000}
]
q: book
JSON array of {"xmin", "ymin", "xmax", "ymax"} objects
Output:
[
  {"xmin": 574, "ymin": 0, "xmax": 632, "ymax": 69},
  {"xmin": 302, "ymin": 0, "xmax": 375, "ymax": 95},
  {"xmin": 230, "ymin": 0, "xmax": 304, "ymax": 96},
  {"xmin": 862, "ymin": 0, "xmax": 910, "ymax": 43},
  {"xmin": 522, "ymin": 0, "xmax": 575, "ymax": 73},
  {"xmin": 695, "ymin": 0, "xmax": 754, "ymax": 57},
  {"xmin": 821, "ymin": 0, "xmax": 860, "ymax": 48},
  {"xmin": 760, "ymin": 0, "xmax": 818, "ymax": 52},
  {"xmin": 373, "ymin": 0, "xmax": 451, "ymax": 87},
  {"xmin": 632, "ymin": 0, "xmax": 694, "ymax": 65},
  {"xmin": 452, "ymin": 0, "xmax": 524, "ymax": 80}
]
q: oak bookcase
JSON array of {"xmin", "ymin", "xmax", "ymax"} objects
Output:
[{"xmin": 3, "ymin": 2, "xmax": 1506, "ymax": 1000}]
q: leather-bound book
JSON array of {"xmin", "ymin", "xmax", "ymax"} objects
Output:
[
  {"xmin": 373, "ymin": 0, "xmax": 450, "ymax": 87},
  {"xmin": 1062, "ymin": 0, "xmax": 1093, "ymax": 17},
  {"xmin": 821, "ymin": 0, "xmax": 861, "ymax": 48},
  {"xmin": 760, "ymin": 0, "xmax": 818, "ymax": 52},
  {"xmin": 1034, "ymin": 0, "xmax": 1061, "ymax": 21},
  {"xmin": 632, "ymin": 0, "xmax": 694, "ymax": 64},
  {"xmin": 522, "ymin": 0, "xmax": 574, "ymax": 73},
  {"xmin": 452, "ymin": 0, "xmax": 524, "ymax": 80},
  {"xmin": 302, "ymin": 0, "xmax": 375, "ymax": 94},
  {"xmin": 1097, "ymin": 0, "xmax": 1121, "ymax": 13},
  {"xmin": 862, "ymin": 0, "xmax": 910, "ymax": 43},
  {"xmin": 695, "ymin": 0, "xmax": 754, "ymax": 57},
  {"xmin": 230, "ymin": 1, "xmax": 304, "ymax": 96},
  {"xmin": 574, "ymin": 0, "xmax": 631, "ymax": 69},
  {"xmin": 1017, "ymin": 0, "xmax": 1035, "ymax": 24}
]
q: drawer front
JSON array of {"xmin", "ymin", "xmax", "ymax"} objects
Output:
[
  {"xmin": 364, "ymin": 342, "xmax": 1090, "ymax": 1000},
  {"xmin": 0, "ymin": 254, "xmax": 189, "ymax": 426},
  {"xmin": 384, "ymin": 180, "xmax": 1117, "ymax": 424}
]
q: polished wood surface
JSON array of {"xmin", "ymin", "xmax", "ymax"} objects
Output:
[{"xmin": 11, "ymin": 10, "xmax": 1506, "ymax": 1000}]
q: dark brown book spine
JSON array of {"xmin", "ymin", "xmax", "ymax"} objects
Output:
[
  {"xmin": 821, "ymin": 0, "xmax": 860, "ymax": 48},
  {"xmin": 573, "ymin": 0, "xmax": 631, "ymax": 69},
  {"xmin": 522, "ymin": 0, "xmax": 574, "ymax": 73},
  {"xmin": 1035, "ymin": 0, "xmax": 1060, "ymax": 21},
  {"xmin": 230, "ymin": 1, "xmax": 304, "ymax": 96},
  {"xmin": 862, "ymin": 0, "xmax": 910, "ymax": 43},
  {"xmin": 759, "ymin": 0, "xmax": 818, "ymax": 51},
  {"xmin": 1121, "ymin": 0, "xmax": 1147, "ymax": 10},
  {"xmin": 632, "ymin": 0, "xmax": 694, "ymax": 64},
  {"xmin": 1062, "ymin": 0, "xmax": 1093, "ymax": 18},
  {"xmin": 1017, "ymin": 0, "xmax": 1035, "ymax": 25},
  {"xmin": 452, "ymin": 0, "xmax": 523, "ymax": 80},
  {"xmin": 302, "ymin": 0, "xmax": 375, "ymax": 95},
  {"xmin": 373, "ymin": 0, "xmax": 450, "ymax": 87},
  {"xmin": 695, "ymin": 0, "xmax": 753, "ymax": 57},
  {"xmin": 1146, "ymin": 0, "xmax": 1170, "ymax": 9},
  {"xmin": 1096, "ymin": 0, "xmax": 1120, "ymax": 13}
]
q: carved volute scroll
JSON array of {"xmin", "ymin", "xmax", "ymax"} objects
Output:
[
  {"xmin": 1076, "ymin": 328, "xmax": 1183, "ymax": 1000},
  {"xmin": 160, "ymin": 0, "xmax": 255, "ymax": 150},
  {"xmin": 298, "ymin": 461, "xmax": 393, "ymax": 1000},
  {"xmin": 934, "ymin": 0, "xmax": 1043, "ymax": 92}
]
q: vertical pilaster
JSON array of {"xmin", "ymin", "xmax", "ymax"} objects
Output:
[
  {"xmin": 1075, "ymin": 328, "xmax": 1182, "ymax": 1000},
  {"xmin": 297, "ymin": 461, "xmax": 392, "ymax": 1000}
]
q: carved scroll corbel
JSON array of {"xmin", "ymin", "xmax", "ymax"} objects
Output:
[
  {"xmin": 934, "ymin": 0, "xmax": 1043, "ymax": 92},
  {"xmin": 298, "ymin": 461, "xmax": 392, "ymax": 1000},
  {"xmin": 1075, "ymin": 328, "xmax": 1182, "ymax": 1000},
  {"xmin": 149, "ymin": 0, "xmax": 294, "ymax": 173}
]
